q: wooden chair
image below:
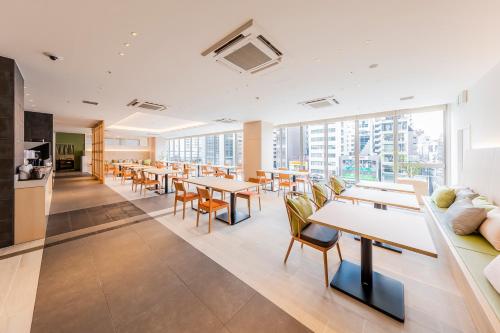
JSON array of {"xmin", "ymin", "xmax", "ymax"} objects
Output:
[
  {"xmin": 131, "ymin": 170, "xmax": 143, "ymax": 192},
  {"xmin": 140, "ymin": 170, "xmax": 160, "ymax": 196},
  {"xmin": 284, "ymin": 191, "xmax": 343, "ymax": 287},
  {"xmin": 277, "ymin": 173, "xmax": 297, "ymax": 197},
  {"xmin": 121, "ymin": 167, "xmax": 133, "ymax": 184},
  {"xmin": 201, "ymin": 165, "xmax": 214, "ymax": 177},
  {"xmin": 256, "ymin": 170, "xmax": 272, "ymax": 191},
  {"xmin": 173, "ymin": 181, "xmax": 198, "ymax": 219},
  {"xmin": 171, "ymin": 169, "xmax": 190, "ymax": 189},
  {"xmin": 112, "ymin": 167, "xmax": 120, "ymax": 180},
  {"xmin": 213, "ymin": 167, "xmax": 225, "ymax": 178},
  {"xmin": 196, "ymin": 187, "xmax": 231, "ymax": 233},
  {"xmin": 295, "ymin": 170, "xmax": 309, "ymax": 193},
  {"xmin": 236, "ymin": 178, "xmax": 261, "ymax": 215},
  {"xmin": 224, "ymin": 174, "xmax": 235, "ymax": 180}
]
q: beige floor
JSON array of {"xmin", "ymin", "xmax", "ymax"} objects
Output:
[{"xmin": 106, "ymin": 177, "xmax": 478, "ymax": 333}]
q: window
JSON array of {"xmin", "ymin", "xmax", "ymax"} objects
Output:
[{"xmin": 396, "ymin": 110, "xmax": 445, "ymax": 192}]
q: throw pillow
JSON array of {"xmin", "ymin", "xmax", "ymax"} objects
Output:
[
  {"xmin": 445, "ymin": 199, "xmax": 487, "ymax": 235},
  {"xmin": 484, "ymin": 255, "xmax": 500, "ymax": 294},
  {"xmin": 455, "ymin": 189, "xmax": 479, "ymax": 201},
  {"xmin": 472, "ymin": 196, "xmax": 497, "ymax": 212},
  {"xmin": 479, "ymin": 208, "xmax": 500, "ymax": 250},
  {"xmin": 431, "ymin": 186, "xmax": 456, "ymax": 208}
]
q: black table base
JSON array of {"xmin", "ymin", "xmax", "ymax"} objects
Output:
[
  {"xmin": 353, "ymin": 236, "xmax": 402, "ymax": 253},
  {"xmin": 331, "ymin": 238, "xmax": 405, "ymax": 322},
  {"xmin": 216, "ymin": 211, "xmax": 250, "ymax": 225}
]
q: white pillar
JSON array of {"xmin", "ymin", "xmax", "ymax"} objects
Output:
[{"xmin": 243, "ymin": 121, "xmax": 274, "ymax": 181}]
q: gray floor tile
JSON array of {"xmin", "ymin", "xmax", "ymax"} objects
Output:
[
  {"xmin": 69, "ymin": 209, "xmax": 94, "ymax": 230},
  {"xmin": 226, "ymin": 293, "xmax": 312, "ymax": 333}
]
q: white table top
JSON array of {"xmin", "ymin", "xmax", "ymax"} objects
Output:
[
  {"xmin": 356, "ymin": 180, "xmax": 415, "ymax": 193},
  {"xmin": 143, "ymin": 168, "xmax": 178, "ymax": 175},
  {"xmin": 264, "ymin": 169, "xmax": 309, "ymax": 176},
  {"xmin": 184, "ymin": 177, "xmax": 258, "ymax": 193},
  {"xmin": 307, "ymin": 201, "xmax": 437, "ymax": 257},
  {"xmin": 338, "ymin": 187, "xmax": 420, "ymax": 211}
]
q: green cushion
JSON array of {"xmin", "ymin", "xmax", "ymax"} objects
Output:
[
  {"xmin": 330, "ymin": 176, "xmax": 346, "ymax": 195},
  {"xmin": 143, "ymin": 159, "xmax": 151, "ymax": 166},
  {"xmin": 287, "ymin": 195, "xmax": 312, "ymax": 236},
  {"xmin": 455, "ymin": 247, "xmax": 500, "ymax": 320},
  {"xmin": 312, "ymin": 184, "xmax": 329, "ymax": 208},
  {"xmin": 431, "ymin": 186, "xmax": 456, "ymax": 208},
  {"xmin": 472, "ymin": 196, "xmax": 497, "ymax": 212}
]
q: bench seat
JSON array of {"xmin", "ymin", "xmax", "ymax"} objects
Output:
[{"xmin": 423, "ymin": 197, "xmax": 500, "ymax": 332}]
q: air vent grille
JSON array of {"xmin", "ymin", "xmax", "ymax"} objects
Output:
[
  {"xmin": 214, "ymin": 118, "xmax": 237, "ymax": 124},
  {"xmin": 126, "ymin": 99, "xmax": 167, "ymax": 111},
  {"xmin": 299, "ymin": 96, "xmax": 339, "ymax": 109},
  {"xmin": 82, "ymin": 100, "xmax": 99, "ymax": 106}
]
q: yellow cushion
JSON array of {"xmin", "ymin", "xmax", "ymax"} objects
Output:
[
  {"xmin": 431, "ymin": 186, "xmax": 456, "ymax": 208},
  {"xmin": 312, "ymin": 183, "xmax": 328, "ymax": 208},
  {"xmin": 286, "ymin": 195, "xmax": 312, "ymax": 236},
  {"xmin": 330, "ymin": 176, "xmax": 346, "ymax": 195}
]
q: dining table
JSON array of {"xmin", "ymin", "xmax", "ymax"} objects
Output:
[
  {"xmin": 183, "ymin": 177, "xmax": 259, "ymax": 224},
  {"xmin": 355, "ymin": 180, "xmax": 415, "ymax": 194},
  {"xmin": 263, "ymin": 169, "xmax": 309, "ymax": 191},
  {"xmin": 307, "ymin": 201, "xmax": 437, "ymax": 322},
  {"xmin": 143, "ymin": 167, "xmax": 179, "ymax": 194}
]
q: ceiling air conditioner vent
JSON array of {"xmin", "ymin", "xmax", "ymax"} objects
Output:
[
  {"xmin": 126, "ymin": 99, "xmax": 167, "ymax": 111},
  {"xmin": 214, "ymin": 118, "xmax": 238, "ymax": 124},
  {"xmin": 82, "ymin": 100, "xmax": 99, "ymax": 106},
  {"xmin": 299, "ymin": 96, "xmax": 340, "ymax": 109},
  {"xmin": 202, "ymin": 19, "xmax": 283, "ymax": 75}
]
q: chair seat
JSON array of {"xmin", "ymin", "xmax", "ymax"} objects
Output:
[
  {"xmin": 144, "ymin": 179, "xmax": 160, "ymax": 185},
  {"xmin": 176, "ymin": 192, "xmax": 197, "ymax": 201},
  {"xmin": 199, "ymin": 199, "xmax": 228, "ymax": 210},
  {"xmin": 236, "ymin": 191, "xmax": 258, "ymax": 197},
  {"xmin": 280, "ymin": 181, "xmax": 297, "ymax": 187},
  {"xmin": 300, "ymin": 223, "xmax": 339, "ymax": 248}
]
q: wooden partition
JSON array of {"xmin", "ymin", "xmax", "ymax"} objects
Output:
[{"xmin": 92, "ymin": 121, "xmax": 105, "ymax": 183}]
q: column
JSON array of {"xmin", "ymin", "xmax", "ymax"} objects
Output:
[{"xmin": 243, "ymin": 121, "xmax": 274, "ymax": 181}]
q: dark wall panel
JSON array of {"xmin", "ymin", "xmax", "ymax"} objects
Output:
[{"xmin": 0, "ymin": 56, "xmax": 23, "ymax": 248}]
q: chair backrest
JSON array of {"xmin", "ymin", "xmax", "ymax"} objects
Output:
[
  {"xmin": 278, "ymin": 173, "xmax": 290, "ymax": 180},
  {"xmin": 197, "ymin": 187, "xmax": 211, "ymax": 201},
  {"xmin": 256, "ymin": 170, "xmax": 266, "ymax": 178},
  {"xmin": 174, "ymin": 181, "xmax": 186, "ymax": 193},
  {"xmin": 278, "ymin": 167, "xmax": 288, "ymax": 170},
  {"xmin": 311, "ymin": 183, "xmax": 329, "ymax": 208},
  {"xmin": 284, "ymin": 192, "xmax": 313, "ymax": 237},
  {"xmin": 224, "ymin": 174, "xmax": 235, "ymax": 179}
]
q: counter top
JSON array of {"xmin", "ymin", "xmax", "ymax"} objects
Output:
[{"xmin": 14, "ymin": 167, "xmax": 53, "ymax": 189}]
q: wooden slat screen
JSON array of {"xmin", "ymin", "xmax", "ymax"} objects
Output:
[{"xmin": 92, "ymin": 121, "xmax": 105, "ymax": 183}]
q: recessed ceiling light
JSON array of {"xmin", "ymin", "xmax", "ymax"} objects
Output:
[
  {"xmin": 25, "ymin": 93, "xmax": 30, "ymax": 96},
  {"xmin": 369, "ymin": 64, "xmax": 378, "ymax": 69},
  {"xmin": 365, "ymin": 39, "xmax": 373, "ymax": 44},
  {"xmin": 118, "ymin": 52, "xmax": 125, "ymax": 56},
  {"xmin": 400, "ymin": 96, "xmax": 414, "ymax": 101},
  {"xmin": 29, "ymin": 99, "xmax": 33, "ymax": 102},
  {"xmin": 124, "ymin": 42, "xmax": 131, "ymax": 47},
  {"xmin": 130, "ymin": 32, "xmax": 138, "ymax": 37}
]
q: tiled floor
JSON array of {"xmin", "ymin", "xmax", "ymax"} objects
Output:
[{"xmin": 31, "ymin": 172, "xmax": 310, "ymax": 333}]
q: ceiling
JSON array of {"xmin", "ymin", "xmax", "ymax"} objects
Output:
[{"xmin": 1, "ymin": 0, "xmax": 500, "ymax": 138}]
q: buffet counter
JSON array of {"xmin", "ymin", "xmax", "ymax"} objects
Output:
[{"xmin": 14, "ymin": 167, "xmax": 53, "ymax": 244}]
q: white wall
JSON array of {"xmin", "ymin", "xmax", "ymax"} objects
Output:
[{"xmin": 449, "ymin": 61, "xmax": 500, "ymax": 203}]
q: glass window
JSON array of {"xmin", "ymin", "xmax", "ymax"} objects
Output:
[
  {"xmin": 337, "ymin": 121, "xmax": 356, "ymax": 182},
  {"xmin": 396, "ymin": 110, "xmax": 445, "ymax": 192},
  {"xmin": 358, "ymin": 116, "xmax": 395, "ymax": 182},
  {"xmin": 304, "ymin": 124, "xmax": 325, "ymax": 180}
]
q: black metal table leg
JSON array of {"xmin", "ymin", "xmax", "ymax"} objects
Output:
[
  {"xmin": 165, "ymin": 174, "xmax": 169, "ymax": 194},
  {"xmin": 197, "ymin": 165, "xmax": 201, "ymax": 177},
  {"xmin": 331, "ymin": 237, "xmax": 405, "ymax": 322},
  {"xmin": 271, "ymin": 173, "xmax": 275, "ymax": 191},
  {"xmin": 292, "ymin": 175, "xmax": 297, "ymax": 191},
  {"xmin": 216, "ymin": 192, "xmax": 250, "ymax": 225}
]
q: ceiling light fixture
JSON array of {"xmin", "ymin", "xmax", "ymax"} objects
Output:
[
  {"xmin": 369, "ymin": 63, "xmax": 378, "ymax": 69},
  {"xmin": 25, "ymin": 93, "xmax": 30, "ymax": 96},
  {"xmin": 400, "ymin": 96, "xmax": 414, "ymax": 101},
  {"xmin": 118, "ymin": 52, "xmax": 125, "ymax": 56},
  {"xmin": 124, "ymin": 42, "xmax": 131, "ymax": 47},
  {"xmin": 130, "ymin": 32, "xmax": 138, "ymax": 37}
]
